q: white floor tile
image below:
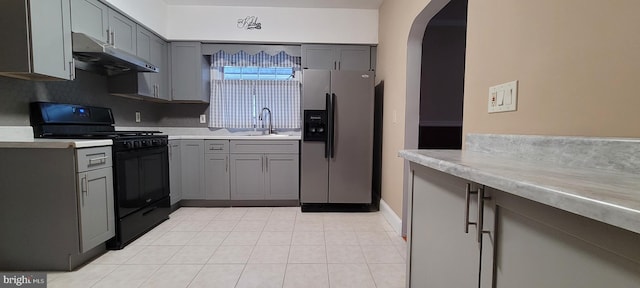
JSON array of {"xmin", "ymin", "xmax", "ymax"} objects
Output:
[
  {"xmin": 356, "ymin": 231, "xmax": 393, "ymax": 245},
  {"xmin": 167, "ymin": 246, "xmax": 218, "ymax": 264},
  {"xmin": 92, "ymin": 264, "xmax": 160, "ymax": 288},
  {"xmin": 242, "ymin": 207, "xmax": 273, "ymax": 220},
  {"xmin": 202, "ymin": 220, "xmax": 238, "ymax": 231},
  {"xmin": 233, "ymin": 220, "xmax": 267, "ymax": 231},
  {"xmin": 91, "ymin": 245, "xmax": 145, "ymax": 264},
  {"xmin": 292, "ymin": 231, "xmax": 325, "ymax": 245},
  {"xmin": 248, "ymin": 245, "xmax": 290, "ymax": 263},
  {"xmin": 294, "ymin": 221, "xmax": 324, "ymax": 232},
  {"xmin": 263, "ymin": 219, "xmax": 295, "ymax": 231},
  {"xmin": 139, "ymin": 264, "xmax": 202, "ymax": 288},
  {"xmin": 151, "ymin": 231, "xmax": 198, "ymax": 246},
  {"xmin": 235, "ymin": 264, "xmax": 286, "ymax": 288},
  {"xmin": 187, "ymin": 231, "xmax": 229, "ymax": 246},
  {"xmin": 369, "ymin": 263, "xmax": 407, "ymax": 288},
  {"xmin": 288, "ymin": 245, "xmax": 327, "ymax": 264},
  {"xmin": 125, "ymin": 246, "xmax": 182, "ymax": 264},
  {"xmin": 208, "ymin": 246, "xmax": 254, "ymax": 264},
  {"xmin": 361, "ymin": 245, "xmax": 405, "ymax": 264},
  {"xmin": 188, "ymin": 264, "xmax": 244, "ymax": 288},
  {"xmin": 221, "ymin": 231, "xmax": 260, "ymax": 246},
  {"xmin": 283, "ymin": 264, "xmax": 329, "ymax": 288},
  {"xmin": 257, "ymin": 231, "xmax": 293, "ymax": 245},
  {"xmin": 216, "ymin": 207, "xmax": 248, "ymax": 220},
  {"xmin": 47, "ymin": 264, "xmax": 118, "ymax": 288},
  {"xmin": 170, "ymin": 220, "xmax": 210, "ymax": 232},
  {"xmin": 326, "ymin": 245, "xmax": 366, "ymax": 264},
  {"xmin": 324, "ymin": 231, "xmax": 358, "ymax": 245},
  {"xmin": 328, "ymin": 263, "xmax": 376, "ymax": 288}
]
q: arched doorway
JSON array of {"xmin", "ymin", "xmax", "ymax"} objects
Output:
[{"xmin": 402, "ymin": 0, "xmax": 468, "ymax": 235}]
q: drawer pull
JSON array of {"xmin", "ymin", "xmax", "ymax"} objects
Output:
[
  {"xmin": 88, "ymin": 156, "xmax": 109, "ymax": 165},
  {"xmin": 209, "ymin": 147, "xmax": 223, "ymax": 150},
  {"xmin": 464, "ymin": 183, "xmax": 478, "ymax": 233}
]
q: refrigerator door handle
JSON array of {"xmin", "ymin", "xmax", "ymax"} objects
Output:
[
  {"xmin": 325, "ymin": 93, "xmax": 331, "ymax": 158},
  {"xmin": 330, "ymin": 93, "xmax": 336, "ymax": 158}
]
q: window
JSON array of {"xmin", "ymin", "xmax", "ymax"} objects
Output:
[{"xmin": 209, "ymin": 50, "xmax": 301, "ymax": 129}]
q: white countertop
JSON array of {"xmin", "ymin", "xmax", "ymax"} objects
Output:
[
  {"xmin": 0, "ymin": 139, "xmax": 113, "ymax": 149},
  {"xmin": 399, "ymin": 149, "xmax": 640, "ymax": 235},
  {"xmin": 169, "ymin": 135, "xmax": 301, "ymax": 140}
]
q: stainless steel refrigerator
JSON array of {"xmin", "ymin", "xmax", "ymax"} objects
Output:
[{"xmin": 300, "ymin": 69, "xmax": 375, "ymax": 207}]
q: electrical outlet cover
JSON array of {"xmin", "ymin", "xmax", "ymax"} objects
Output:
[
  {"xmin": 199, "ymin": 114, "xmax": 206, "ymax": 124},
  {"xmin": 488, "ymin": 80, "xmax": 518, "ymax": 113}
]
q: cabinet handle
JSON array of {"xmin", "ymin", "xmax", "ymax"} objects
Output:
[
  {"xmin": 261, "ymin": 156, "xmax": 264, "ymax": 173},
  {"xmin": 334, "ymin": 61, "xmax": 337, "ymax": 70},
  {"xmin": 89, "ymin": 156, "xmax": 109, "ymax": 165},
  {"xmin": 106, "ymin": 29, "xmax": 110, "ymax": 44},
  {"xmin": 477, "ymin": 186, "xmax": 491, "ymax": 243},
  {"xmin": 209, "ymin": 147, "xmax": 223, "ymax": 151},
  {"xmin": 265, "ymin": 156, "xmax": 268, "ymax": 173},
  {"xmin": 111, "ymin": 30, "xmax": 115, "ymax": 46},
  {"xmin": 81, "ymin": 175, "xmax": 88, "ymax": 206},
  {"xmin": 338, "ymin": 61, "xmax": 341, "ymax": 70},
  {"xmin": 225, "ymin": 155, "xmax": 228, "ymax": 172},
  {"xmin": 69, "ymin": 60, "xmax": 75, "ymax": 80},
  {"xmin": 464, "ymin": 183, "xmax": 478, "ymax": 233}
]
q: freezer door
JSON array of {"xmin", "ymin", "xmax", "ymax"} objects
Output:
[
  {"xmin": 300, "ymin": 70, "xmax": 330, "ymax": 203},
  {"xmin": 328, "ymin": 70, "xmax": 374, "ymax": 203}
]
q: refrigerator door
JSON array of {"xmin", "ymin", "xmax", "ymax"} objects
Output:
[
  {"xmin": 300, "ymin": 70, "xmax": 330, "ymax": 203},
  {"xmin": 328, "ymin": 70, "xmax": 374, "ymax": 203}
]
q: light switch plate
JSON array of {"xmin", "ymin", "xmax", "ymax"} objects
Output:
[
  {"xmin": 488, "ymin": 80, "xmax": 518, "ymax": 113},
  {"xmin": 135, "ymin": 112, "xmax": 141, "ymax": 123},
  {"xmin": 199, "ymin": 114, "xmax": 206, "ymax": 124}
]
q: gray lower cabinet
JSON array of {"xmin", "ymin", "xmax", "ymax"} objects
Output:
[
  {"xmin": 0, "ymin": 0, "xmax": 74, "ymax": 81},
  {"xmin": 170, "ymin": 42, "xmax": 210, "ymax": 103},
  {"xmin": 77, "ymin": 167, "xmax": 114, "ymax": 253},
  {"xmin": 408, "ymin": 162, "xmax": 640, "ymax": 288},
  {"xmin": 407, "ymin": 164, "xmax": 480, "ymax": 287},
  {"xmin": 169, "ymin": 140, "xmax": 182, "ymax": 205},
  {"xmin": 301, "ymin": 44, "xmax": 371, "ymax": 71},
  {"xmin": 204, "ymin": 140, "xmax": 230, "ymax": 200},
  {"xmin": 0, "ymin": 146, "xmax": 114, "ymax": 271},
  {"xmin": 230, "ymin": 140, "xmax": 299, "ymax": 200},
  {"xmin": 180, "ymin": 140, "xmax": 205, "ymax": 199}
]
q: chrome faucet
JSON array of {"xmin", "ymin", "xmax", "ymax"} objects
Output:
[{"xmin": 258, "ymin": 107, "xmax": 274, "ymax": 134}]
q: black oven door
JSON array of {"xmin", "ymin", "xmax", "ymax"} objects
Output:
[{"xmin": 114, "ymin": 146, "xmax": 169, "ymax": 218}]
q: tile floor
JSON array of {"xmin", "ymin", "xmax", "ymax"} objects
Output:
[{"xmin": 47, "ymin": 207, "xmax": 407, "ymax": 288}]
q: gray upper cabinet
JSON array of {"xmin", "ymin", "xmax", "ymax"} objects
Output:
[
  {"xmin": 170, "ymin": 42, "xmax": 210, "ymax": 103},
  {"xmin": 230, "ymin": 140, "xmax": 299, "ymax": 201},
  {"xmin": 301, "ymin": 44, "xmax": 371, "ymax": 71},
  {"xmin": 169, "ymin": 140, "xmax": 182, "ymax": 206},
  {"xmin": 180, "ymin": 140, "xmax": 205, "ymax": 200},
  {"xmin": 70, "ymin": 0, "xmax": 109, "ymax": 42},
  {"xmin": 0, "ymin": 0, "xmax": 74, "ymax": 81},
  {"xmin": 204, "ymin": 140, "xmax": 230, "ymax": 200},
  {"xmin": 70, "ymin": 0, "xmax": 136, "ymax": 55},
  {"xmin": 108, "ymin": 25, "xmax": 168, "ymax": 101}
]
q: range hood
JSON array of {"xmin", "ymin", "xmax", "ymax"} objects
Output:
[{"xmin": 72, "ymin": 33, "xmax": 158, "ymax": 76}]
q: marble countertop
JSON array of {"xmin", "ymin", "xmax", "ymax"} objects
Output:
[
  {"xmin": 169, "ymin": 134, "xmax": 301, "ymax": 140},
  {"xmin": 399, "ymin": 149, "xmax": 640, "ymax": 235},
  {"xmin": 0, "ymin": 139, "xmax": 113, "ymax": 149}
]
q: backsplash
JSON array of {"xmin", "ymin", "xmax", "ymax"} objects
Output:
[{"xmin": 0, "ymin": 70, "xmax": 208, "ymax": 128}]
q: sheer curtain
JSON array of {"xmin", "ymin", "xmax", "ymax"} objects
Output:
[{"xmin": 209, "ymin": 50, "xmax": 301, "ymax": 129}]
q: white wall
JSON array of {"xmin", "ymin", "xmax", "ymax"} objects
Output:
[
  {"xmin": 103, "ymin": 0, "xmax": 378, "ymax": 43},
  {"xmin": 166, "ymin": 5, "xmax": 378, "ymax": 44},
  {"xmin": 102, "ymin": 0, "xmax": 168, "ymax": 36}
]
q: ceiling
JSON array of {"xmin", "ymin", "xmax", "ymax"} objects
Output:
[{"xmin": 162, "ymin": 0, "xmax": 383, "ymax": 9}]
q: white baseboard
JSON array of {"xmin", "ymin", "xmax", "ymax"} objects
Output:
[{"xmin": 380, "ymin": 199, "xmax": 402, "ymax": 236}]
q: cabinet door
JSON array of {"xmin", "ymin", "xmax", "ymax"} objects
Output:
[
  {"xmin": 301, "ymin": 44, "xmax": 336, "ymax": 70},
  {"xmin": 155, "ymin": 38, "xmax": 170, "ymax": 100},
  {"xmin": 336, "ymin": 45, "xmax": 371, "ymax": 71},
  {"xmin": 30, "ymin": 0, "xmax": 74, "ymax": 80},
  {"xmin": 205, "ymin": 154, "xmax": 230, "ymax": 200},
  {"xmin": 265, "ymin": 154, "xmax": 299, "ymax": 200},
  {"xmin": 78, "ymin": 168, "xmax": 115, "ymax": 253},
  {"xmin": 108, "ymin": 9, "xmax": 137, "ymax": 55},
  {"xmin": 230, "ymin": 154, "xmax": 265, "ymax": 200},
  {"xmin": 70, "ymin": 0, "xmax": 109, "ymax": 42},
  {"xmin": 181, "ymin": 140, "xmax": 205, "ymax": 199},
  {"xmin": 169, "ymin": 141, "xmax": 182, "ymax": 205},
  {"xmin": 170, "ymin": 42, "xmax": 210, "ymax": 103},
  {"xmin": 408, "ymin": 164, "xmax": 480, "ymax": 288},
  {"xmin": 488, "ymin": 189, "xmax": 640, "ymax": 288}
]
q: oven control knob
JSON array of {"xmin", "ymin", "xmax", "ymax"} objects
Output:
[
  {"xmin": 125, "ymin": 141, "xmax": 134, "ymax": 149},
  {"xmin": 134, "ymin": 141, "xmax": 142, "ymax": 148}
]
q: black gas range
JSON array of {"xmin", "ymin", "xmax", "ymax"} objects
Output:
[{"xmin": 30, "ymin": 102, "xmax": 170, "ymax": 250}]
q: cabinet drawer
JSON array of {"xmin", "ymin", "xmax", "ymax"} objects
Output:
[
  {"xmin": 230, "ymin": 140, "xmax": 299, "ymax": 154},
  {"xmin": 205, "ymin": 140, "xmax": 229, "ymax": 154},
  {"xmin": 76, "ymin": 146, "xmax": 112, "ymax": 172}
]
